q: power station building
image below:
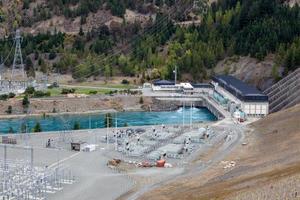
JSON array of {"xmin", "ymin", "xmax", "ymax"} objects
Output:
[{"xmin": 212, "ymin": 75, "xmax": 269, "ymax": 117}]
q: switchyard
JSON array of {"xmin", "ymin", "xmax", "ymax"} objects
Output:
[
  {"xmin": 0, "ymin": 145, "xmax": 75, "ymax": 200},
  {"xmin": 101, "ymin": 124, "xmax": 230, "ymax": 167},
  {"xmin": 0, "ymin": 117, "xmax": 240, "ymax": 200}
]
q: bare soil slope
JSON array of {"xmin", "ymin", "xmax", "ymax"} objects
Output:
[
  {"xmin": 139, "ymin": 104, "xmax": 300, "ymax": 200},
  {"xmin": 213, "ymin": 55, "xmax": 279, "ymax": 91}
]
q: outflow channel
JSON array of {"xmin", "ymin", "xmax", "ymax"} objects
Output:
[{"xmin": 0, "ymin": 107, "xmax": 217, "ymax": 134}]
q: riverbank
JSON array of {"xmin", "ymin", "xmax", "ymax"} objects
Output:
[{"xmin": 0, "ymin": 95, "xmax": 207, "ymax": 120}]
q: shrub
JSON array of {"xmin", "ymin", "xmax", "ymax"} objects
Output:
[
  {"xmin": 22, "ymin": 95, "xmax": 30, "ymax": 108},
  {"xmin": 33, "ymin": 90, "xmax": 51, "ymax": 98},
  {"xmin": 89, "ymin": 90, "xmax": 98, "ymax": 95},
  {"xmin": 0, "ymin": 94, "xmax": 8, "ymax": 101},
  {"xmin": 104, "ymin": 113, "xmax": 113, "ymax": 127},
  {"xmin": 73, "ymin": 121, "xmax": 80, "ymax": 130},
  {"xmin": 139, "ymin": 97, "xmax": 144, "ymax": 104},
  {"xmin": 121, "ymin": 79, "xmax": 129, "ymax": 84},
  {"xmin": 25, "ymin": 86, "xmax": 35, "ymax": 95},
  {"xmin": 33, "ymin": 122, "xmax": 42, "ymax": 132},
  {"xmin": 8, "ymin": 127, "xmax": 14, "ymax": 133},
  {"xmin": 48, "ymin": 52, "xmax": 57, "ymax": 60},
  {"xmin": 8, "ymin": 93, "xmax": 16, "ymax": 98},
  {"xmin": 61, "ymin": 88, "xmax": 76, "ymax": 94},
  {"xmin": 6, "ymin": 105, "xmax": 12, "ymax": 114}
]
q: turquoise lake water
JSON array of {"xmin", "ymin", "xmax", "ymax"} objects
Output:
[{"xmin": 0, "ymin": 107, "xmax": 217, "ymax": 134}]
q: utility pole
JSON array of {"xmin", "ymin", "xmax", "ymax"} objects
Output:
[
  {"xmin": 89, "ymin": 115, "xmax": 91, "ymax": 129},
  {"xmin": 12, "ymin": 29, "xmax": 25, "ymax": 80},
  {"xmin": 190, "ymin": 102, "xmax": 193, "ymax": 129},
  {"xmin": 106, "ymin": 116, "xmax": 109, "ymax": 148},
  {"xmin": 0, "ymin": 56, "xmax": 3, "ymax": 81},
  {"xmin": 115, "ymin": 114, "xmax": 118, "ymax": 151},
  {"xmin": 174, "ymin": 65, "xmax": 177, "ymax": 85},
  {"xmin": 182, "ymin": 101, "xmax": 185, "ymax": 127}
]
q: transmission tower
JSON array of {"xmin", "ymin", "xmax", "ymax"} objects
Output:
[{"xmin": 12, "ymin": 29, "xmax": 25, "ymax": 80}]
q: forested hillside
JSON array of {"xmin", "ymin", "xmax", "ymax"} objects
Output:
[{"xmin": 0, "ymin": 0, "xmax": 299, "ymax": 84}]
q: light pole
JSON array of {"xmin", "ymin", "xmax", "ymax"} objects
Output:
[
  {"xmin": 190, "ymin": 102, "xmax": 193, "ymax": 129},
  {"xmin": 89, "ymin": 115, "xmax": 91, "ymax": 129},
  {"xmin": 106, "ymin": 116, "xmax": 109, "ymax": 148},
  {"xmin": 94, "ymin": 122, "xmax": 97, "ymax": 144},
  {"xmin": 174, "ymin": 65, "xmax": 177, "ymax": 85},
  {"xmin": 115, "ymin": 113, "xmax": 118, "ymax": 151},
  {"xmin": 182, "ymin": 101, "xmax": 185, "ymax": 127}
]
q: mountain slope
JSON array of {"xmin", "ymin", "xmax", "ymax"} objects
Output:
[
  {"xmin": 0, "ymin": 0, "xmax": 299, "ymax": 87},
  {"xmin": 138, "ymin": 104, "xmax": 300, "ymax": 199}
]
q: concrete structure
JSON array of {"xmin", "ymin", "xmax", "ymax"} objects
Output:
[
  {"xmin": 212, "ymin": 75, "xmax": 269, "ymax": 117},
  {"xmin": 156, "ymin": 144, "xmax": 184, "ymax": 159},
  {"xmin": 264, "ymin": 67, "xmax": 300, "ymax": 113},
  {"xmin": 152, "ymin": 81, "xmax": 200, "ymax": 94},
  {"xmin": 192, "ymin": 83, "xmax": 214, "ymax": 95},
  {"xmin": 152, "ymin": 80, "xmax": 180, "ymax": 92}
]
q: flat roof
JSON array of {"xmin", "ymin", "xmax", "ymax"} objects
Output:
[
  {"xmin": 153, "ymin": 80, "xmax": 175, "ymax": 86},
  {"xmin": 212, "ymin": 75, "xmax": 268, "ymax": 102},
  {"xmin": 192, "ymin": 83, "xmax": 214, "ymax": 88}
]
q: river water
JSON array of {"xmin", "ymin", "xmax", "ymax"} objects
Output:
[{"xmin": 0, "ymin": 107, "xmax": 217, "ymax": 134}]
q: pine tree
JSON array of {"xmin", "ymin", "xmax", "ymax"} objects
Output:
[
  {"xmin": 73, "ymin": 121, "xmax": 80, "ymax": 130},
  {"xmin": 33, "ymin": 122, "xmax": 42, "ymax": 132},
  {"xmin": 104, "ymin": 113, "xmax": 113, "ymax": 128}
]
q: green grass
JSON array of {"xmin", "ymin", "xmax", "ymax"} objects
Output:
[
  {"xmin": 102, "ymin": 84, "xmax": 135, "ymax": 89},
  {"xmin": 72, "ymin": 87, "xmax": 114, "ymax": 95},
  {"xmin": 71, "ymin": 82, "xmax": 135, "ymax": 89},
  {"xmin": 46, "ymin": 87, "xmax": 114, "ymax": 97},
  {"xmin": 47, "ymin": 88, "xmax": 62, "ymax": 96}
]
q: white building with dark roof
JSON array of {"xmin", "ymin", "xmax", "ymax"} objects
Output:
[{"xmin": 212, "ymin": 75, "xmax": 269, "ymax": 117}]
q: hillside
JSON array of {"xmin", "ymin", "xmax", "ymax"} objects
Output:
[
  {"xmin": 138, "ymin": 103, "xmax": 300, "ymax": 199},
  {"xmin": 213, "ymin": 55, "xmax": 277, "ymax": 90},
  {"xmin": 0, "ymin": 0, "xmax": 299, "ymax": 87},
  {"xmin": 0, "ymin": 0, "xmax": 159, "ymax": 35}
]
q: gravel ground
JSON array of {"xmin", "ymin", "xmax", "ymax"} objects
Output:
[{"xmin": 0, "ymin": 120, "xmax": 232, "ymax": 200}]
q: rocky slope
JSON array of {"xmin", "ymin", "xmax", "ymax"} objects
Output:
[
  {"xmin": 213, "ymin": 55, "xmax": 281, "ymax": 91},
  {"xmin": 138, "ymin": 103, "xmax": 300, "ymax": 200}
]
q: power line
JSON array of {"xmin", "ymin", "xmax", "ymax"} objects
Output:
[{"xmin": 71, "ymin": 0, "xmax": 194, "ymax": 79}]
